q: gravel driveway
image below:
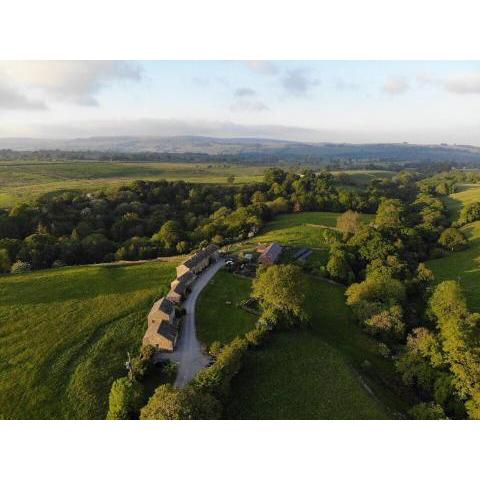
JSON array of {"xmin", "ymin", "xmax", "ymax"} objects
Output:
[{"xmin": 157, "ymin": 259, "xmax": 224, "ymax": 388}]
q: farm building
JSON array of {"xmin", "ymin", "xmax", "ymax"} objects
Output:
[
  {"xmin": 258, "ymin": 242, "xmax": 282, "ymax": 266},
  {"xmin": 176, "ymin": 244, "xmax": 219, "ymax": 277},
  {"xmin": 143, "ymin": 297, "xmax": 179, "ymax": 352}
]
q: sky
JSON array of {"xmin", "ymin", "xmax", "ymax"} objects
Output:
[{"xmin": 1, "ymin": 60, "xmax": 480, "ymax": 144}]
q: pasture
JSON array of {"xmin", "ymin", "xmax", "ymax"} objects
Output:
[
  {"xmin": 444, "ymin": 183, "xmax": 480, "ymax": 221},
  {"xmin": 235, "ymin": 211, "xmax": 373, "ymax": 268},
  {"xmin": 196, "ymin": 269, "xmax": 257, "ymax": 346},
  {"xmin": 0, "ymin": 260, "xmax": 176, "ymax": 419},
  {"xmin": 200, "ymin": 271, "xmax": 400, "ymax": 419},
  {"xmin": 428, "ymin": 220, "xmax": 480, "ymax": 312},
  {"xmin": 0, "ymin": 160, "xmax": 265, "ymax": 208}
]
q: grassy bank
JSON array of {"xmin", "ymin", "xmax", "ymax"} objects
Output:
[{"xmin": 0, "ymin": 260, "xmax": 175, "ymax": 419}]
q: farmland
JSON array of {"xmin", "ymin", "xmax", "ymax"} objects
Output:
[
  {"xmin": 196, "ymin": 259, "xmax": 400, "ymax": 419},
  {"xmin": 0, "ymin": 260, "xmax": 176, "ymax": 419},
  {"xmin": 196, "ymin": 269, "xmax": 257, "ymax": 346},
  {"xmin": 234, "ymin": 211, "xmax": 373, "ymax": 268},
  {"xmin": 0, "ymin": 160, "xmax": 265, "ymax": 208}
]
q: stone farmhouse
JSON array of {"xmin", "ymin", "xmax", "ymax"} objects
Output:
[
  {"xmin": 258, "ymin": 242, "xmax": 282, "ymax": 266},
  {"xmin": 142, "ymin": 297, "xmax": 178, "ymax": 352},
  {"xmin": 143, "ymin": 244, "xmax": 220, "ymax": 352}
]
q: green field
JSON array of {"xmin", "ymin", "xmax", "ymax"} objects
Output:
[
  {"xmin": 0, "ymin": 161, "xmax": 265, "ymax": 208},
  {"xmin": 197, "ymin": 268, "xmax": 398, "ymax": 419},
  {"xmin": 428, "ymin": 185, "xmax": 480, "ymax": 312},
  {"xmin": 196, "ymin": 270, "xmax": 257, "ymax": 346},
  {"xmin": 235, "ymin": 212, "xmax": 373, "ymax": 268},
  {"xmin": 0, "ymin": 260, "xmax": 176, "ymax": 419},
  {"xmin": 444, "ymin": 183, "xmax": 480, "ymax": 221},
  {"xmin": 428, "ymin": 220, "xmax": 480, "ymax": 312}
]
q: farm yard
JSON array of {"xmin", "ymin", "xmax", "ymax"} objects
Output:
[{"xmin": 0, "ymin": 260, "xmax": 175, "ymax": 419}]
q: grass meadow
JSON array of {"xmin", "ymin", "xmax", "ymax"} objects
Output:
[
  {"xmin": 234, "ymin": 211, "xmax": 373, "ymax": 269},
  {"xmin": 0, "ymin": 161, "xmax": 265, "ymax": 208},
  {"xmin": 428, "ymin": 185, "xmax": 480, "ymax": 312},
  {"xmin": 197, "ymin": 266, "xmax": 397, "ymax": 419},
  {"xmin": 0, "ymin": 260, "xmax": 176, "ymax": 419}
]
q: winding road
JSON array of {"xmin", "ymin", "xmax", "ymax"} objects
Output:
[{"xmin": 157, "ymin": 259, "xmax": 225, "ymax": 387}]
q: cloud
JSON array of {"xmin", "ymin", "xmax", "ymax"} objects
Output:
[
  {"xmin": 383, "ymin": 76, "xmax": 409, "ymax": 95},
  {"xmin": 234, "ymin": 87, "xmax": 256, "ymax": 97},
  {"xmin": 0, "ymin": 61, "xmax": 142, "ymax": 106},
  {"xmin": 444, "ymin": 74, "xmax": 480, "ymax": 94},
  {"xmin": 0, "ymin": 81, "xmax": 47, "ymax": 111},
  {"xmin": 335, "ymin": 79, "xmax": 359, "ymax": 91},
  {"xmin": 230, "ymin": 100, "xmax": 269, "ymax": 112},
  {"xmin": 282, "ymin": 69, "xmax": 319, "ymax": 96},
  {"xmin": 245, "ymin": 60, "xmax": 279, "ymax": 75}
]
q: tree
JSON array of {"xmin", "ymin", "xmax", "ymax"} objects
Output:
[
  {"xmin": 410, "ymin": 402, "xmax": 447, "ymax": 420},
  {"xmin": 375, "ymin": 198, "xmax": 406, "ymax": 229},
  {"xmin": 336, "ymin": 210, "xmax": 361, "ymax": 235},
  {"xmin": 346, "ymin": 275, "xmax": 406, "ymax": 324},
  {"xmin": 139, "ymin": 384, "xmax": 221, "ymax": 420},
  {"xmin": 252, "ymin": 264, "xmax": 307, "ymax": 323},
  {"xmin": 81, "ymin": 233, "xmax": 115, "ymax": 263},
  {"xmin": 226, "ymin": 175, "xmax": 235, "ymax": 185},
  {"xmin": 106, "ymin": 377, "xmax": 144, "ymax": 420},
  {"xmin": 364, "ymin": 305, "xmax": 405, "ymax": 343},
  {"xmin": 429, "ymin": 281, "xmax": 480, "ymax": 417},
  {"xmin": 458, "ymin": 201, "xmax": 480, "ymax": 226},
  {"xmin": 438, "ymin": 227, "xmax": 467, "ymax": 251},
  {"xmin": 152, "ymin": 220, "xmax": 182, "ymax": 249},
  {"xmin": 0, "ymin": 249, "xmax": 11, "ymax": 273},
  {"xmin": 326, "ymin": 250, "xmax": 353, "ymax": 283}
]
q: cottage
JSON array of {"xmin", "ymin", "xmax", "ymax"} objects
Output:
[
  {"xmin": 176, "ymin": 244, "xmax": 219, "ymax": 277},
  {"xmin": 143, "ymin": 297, "xmax": 178, "ymax": 352},
  {"xmin": 167, "ymin": 270, "xmax": 195, "ymax": 304},
  {"xmin": 258, "ymin": 242, "xmax": 282, "ymax": 266}
]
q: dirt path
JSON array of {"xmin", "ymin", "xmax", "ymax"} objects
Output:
[{"xmin": 158, "ymin": 259, "xmax": 225, "ymax": 388}]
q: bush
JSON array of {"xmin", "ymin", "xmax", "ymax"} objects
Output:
[
  {"xmin": 10, "ymin": 260, "xmax": 32, "ymax": 274},
  {"xmin": 140, "ymin": 384, "xmax": 221, "ymax": 420},
  {"xmin": 245, "ymin": 324, "xmax": 270, "ymax": 347},
  {"xmin": 0, "ymin": 249, "xmax": 11, "ymax": 273},
  {"xmin": 106, "ymin": 377, "xmax": 144, "ymax": 420},
  {"xmin": 410, "ymin": 402, "xmax": 447, "ymax": 420}
]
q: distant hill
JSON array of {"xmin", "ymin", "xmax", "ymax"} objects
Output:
[{"xmin": 2, "ymin": 135, "xmax": 480, "ymax": 163}]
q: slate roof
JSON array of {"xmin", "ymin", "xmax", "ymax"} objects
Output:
[
  {"xmin": 157, "ymin": 321, "xmax": 178, "ymax": 342},
  {"xmin": 180, "ymin": 244, "xmax": 219, "ymax": 269},
  {"xmin": 259, "ymin": 242, "xmax": 282, "ymax": 264},
  {"xmin": 156, "ymin": 297, "xmax": 174, "ymax": 315},
  {"xmin": 177, "ymin": 270, "xmax": 195, "ymax": 284}
]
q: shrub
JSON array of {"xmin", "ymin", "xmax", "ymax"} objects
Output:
[
  {"xmin": 106, "ymin": 377, "xmax": 144, "ymax": 420},
  {"xmin": 10, "ymin": 260, "xmax": 32, "ymax": 274},
  {"xmin": 410, "ymin": 402, "xmax": 447, "ymax": 420},
  {"xmin": 140, "ymin": 384, "xmax": 221, "ymax": 420},
  {"xmin": 245, "ymin": 324, "xmax": 270, "ymax": 347},
  {"xmin": 438, "ymin": 227, "xmax": 467, "ymax": 252},
  {"xmin": 0, "ymin": 249, "xmax": 11, "ymax": 273}
]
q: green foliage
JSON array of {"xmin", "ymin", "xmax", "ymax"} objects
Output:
[
  {"xmin": 336, "ymin": 209, "xmax": 361, "ymax": 235},
  {"xmin": 375, "ymin": 198, "xmax": 406, "ymax": 229},
  {"xmin": 252, "ymin": 264, "xmax": 307, "ymax": 324},
  {"xmin": 438, "ymin": 227, "xmax": 467, "ymax": 251},
  {"xmin": 140, "ymin": 384, "xmax": 221, "ymax": 420},
  {"xmin": 364, "ymin": 305, "xmax": 405, "ymax": 343},
  {"xmin": 346, "ymin": 275, "xmax": 406, "ymax": 324},
  {"xmin": 0, "ymin": 249, "xmax": 11, "ymax": 273},
  {"xmin": 106, "ymin": 377, "xmax": 144, "ymax": 420},
  {"xmin": 410, "ymin": 402, "xmax": 447, "ymax": 420},
  {"xmin": 458, "ymin": 201, "xmax": 480, "ymax": 226}
]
